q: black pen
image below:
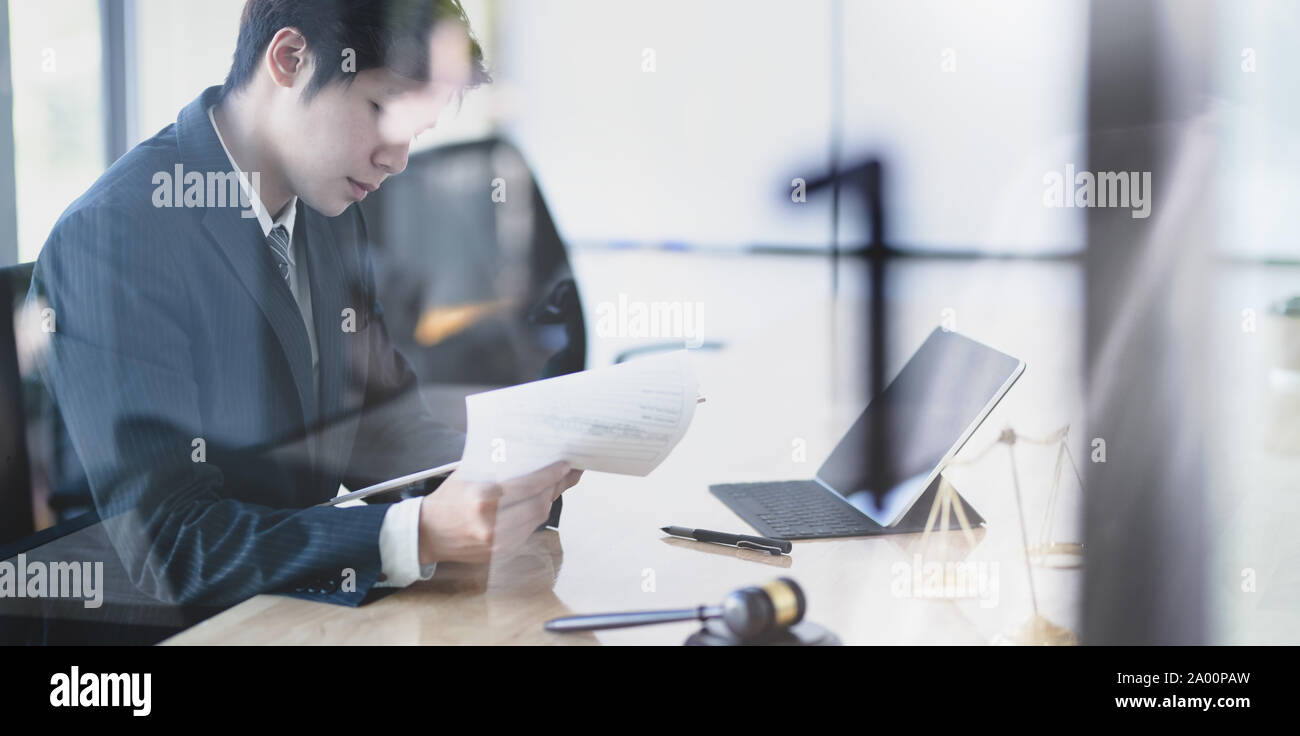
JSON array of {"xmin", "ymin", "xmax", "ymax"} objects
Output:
[{"xmin": 660, "ymin": 525, "xmax": 792, "ymax": 555}]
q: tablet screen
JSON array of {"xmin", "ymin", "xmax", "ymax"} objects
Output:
[{"xmin": 815, "ymin": 328, "xmax": 1023, "ymax": 526}]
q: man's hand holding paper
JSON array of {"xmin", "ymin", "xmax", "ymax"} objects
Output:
[
  {"xmin": 418, "ymin": 461, "xmax": 583, "ymax": 565},
  {"xmin": 458, "ymin": 351, "xmax": 699, "ymax": 481}
]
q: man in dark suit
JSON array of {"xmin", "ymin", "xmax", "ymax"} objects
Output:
[{"xmin": 28, "ymin": 0, "xmax": 580, "ymax": 611}]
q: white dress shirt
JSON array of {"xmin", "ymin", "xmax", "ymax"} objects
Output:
[{"xmin": 208, "ymin": 106, "xmax": 435, "ymax": 589}]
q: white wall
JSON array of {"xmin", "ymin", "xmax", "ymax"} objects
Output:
[
  {"xmin": 494, "ymin": 0, "xmax": 837, "ymax": 249},
  {"xmin": 1212, "ymin": 0, "xmax": 1300, "ymax": 260},
  {"xmin": 493, "ymin": 0, "xmax": 1088, "ymax": 253},
  {"xmin": 133, "ymin": 0, "xmax": 243, "ymax": 144},
  {"xmin": 838, "ymin": 0, "xmax": 1088, "ymax": 254}
]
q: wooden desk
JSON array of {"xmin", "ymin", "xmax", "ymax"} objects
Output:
[
  {"xmin": 164, "ymin": 334, "xmax": 1081, "ymax": 645},
  {"xmin": 162, "ymin": 460, "xmax": 1074, "ymax": 645}
]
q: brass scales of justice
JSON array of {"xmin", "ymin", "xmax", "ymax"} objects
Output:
[{"xmin": 918, "ymin": 424, "xmax": 1085, "ymax": 645}]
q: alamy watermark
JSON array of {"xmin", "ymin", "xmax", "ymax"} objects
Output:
[
  {"xmin": 0, "ymin": 554, "xmax": 104, "ymax": 608},
  {"xmin": 890, "ymin": 555, "xmax": 1000, "ymax": 609},
  {"xmin": 151, "ymin": 164, "xmax": 259, "ymax": 218},
  {"xmin": 50, "ymin": 666, "xmax": 150, "ymax": 716},
  {"xmin": 594, "ymin": 293, "xmax": 704, "ymax": 348},
  {"xmin": 1043, "ymin": 164, "xmax": 1152, "ymax": 219}
]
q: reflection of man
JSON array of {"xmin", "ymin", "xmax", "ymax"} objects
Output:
[{"xmin": 28, "ymin": 0, "xmax": 579, "ymax": 609}]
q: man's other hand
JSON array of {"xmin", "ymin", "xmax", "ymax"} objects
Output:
[{"xmin": 417, "ymin": 461, "xmax": 583, "ymax": 565}]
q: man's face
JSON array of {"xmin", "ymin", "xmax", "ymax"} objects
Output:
[{"xmin": 274, "ymin": 67, "xmax": 458, "ymax": 217}]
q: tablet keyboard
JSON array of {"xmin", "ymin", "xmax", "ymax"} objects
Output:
[{"xmin": 709, "ymin": 480, "xmax": 883, "ymax": 539}]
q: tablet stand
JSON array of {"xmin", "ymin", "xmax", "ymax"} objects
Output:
[{"xmin": 872, "ymin": 472, "xmax": 985, "ymax": 537}]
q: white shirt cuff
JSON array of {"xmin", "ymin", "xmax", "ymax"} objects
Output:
[{"xmin": 375, "ymin": 497, "xmax": 438, "ymax": 588}]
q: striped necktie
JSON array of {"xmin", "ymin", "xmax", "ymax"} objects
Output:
[{"xmin": 266, "ymin": 224, "xmax": 293, "ymax": 286}]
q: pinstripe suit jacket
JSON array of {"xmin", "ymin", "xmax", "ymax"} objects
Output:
[{"xmin": 27, "ymin": 85, "xmax": 465, "ymax": 608}]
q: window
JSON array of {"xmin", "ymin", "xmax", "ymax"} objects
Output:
[{"xmin": 9, "ymin": 0, "xmax": 105, "ymax": 263}]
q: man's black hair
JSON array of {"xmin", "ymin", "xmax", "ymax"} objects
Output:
[{"xmin": 220, "ymin": 0, "xmax": 490, "ymax": 101}]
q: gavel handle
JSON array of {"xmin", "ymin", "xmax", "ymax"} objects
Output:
[{"xmin": 545, "ymin": 605, "xmax": 724, "ymax": 632}]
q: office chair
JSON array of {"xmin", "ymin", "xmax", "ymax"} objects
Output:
[
  {"xmin": 0, "ymin": 263, "xmax": 34, "ymax": 551},
  {"xmin": 0, "ymin": 262, "xmax": 95, "ymax": 543},
  {"xmin": 1, "ymin": 262, "xmax": 199, "ymax": 644},
  {"xmin": 361, "ymin": 136, "xmax": 585, "ymax": 386}
]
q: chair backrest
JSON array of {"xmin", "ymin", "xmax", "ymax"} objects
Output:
[
  {"xmin": 0, "ymin": 269, "xmax": 183, "ymax": 645},
  {"xmin": 0, "ymin": 261, "xmax": 96, "ymax": 556},
  {"xmin": 0, "ymin": 262, "xmax": 34, "ymax": 548},
  {"xmin": 360, "ymin": 136, "xmax": 585, "ymax": 386}
]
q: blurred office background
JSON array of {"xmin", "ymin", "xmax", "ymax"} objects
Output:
[{"xmin": 0, "ymin": 0, "xmax": 1296, "ymax": 644}]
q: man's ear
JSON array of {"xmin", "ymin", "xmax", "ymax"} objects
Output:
[{"xmin": 264, "ymin": 27, "xmax": 309, "ymax": 89}]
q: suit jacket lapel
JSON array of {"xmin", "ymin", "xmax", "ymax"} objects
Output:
[
  {"xmin": 200, "ymin": 207, "xmax": 319, "ymax": 430},
  {"xmin": 304, "ymin": 207, "xmax": 362, "ymax": 489},
  {"xmin": 180, "ymin": 86, "xmax": 320, "ymax": 435}
]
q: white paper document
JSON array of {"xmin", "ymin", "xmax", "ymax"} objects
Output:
[{"xmin": 458, "ymin": 351, "xmax": 699, "ymax": 481}]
